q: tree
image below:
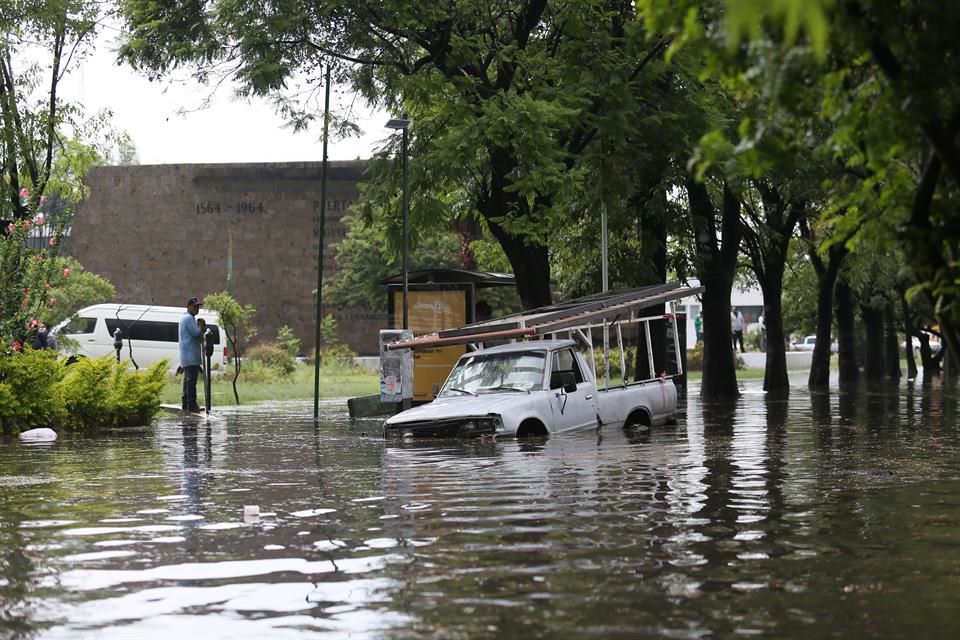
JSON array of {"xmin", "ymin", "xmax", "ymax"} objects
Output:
[
  {"xmin": 1, "ymin": 1, "xmax": 131, "ymax": 348},
  {"xmin": 41, "ymin": 257, "xmax": 114, "ymax": 326},
  {"xmin": 119, "ymin": 0, "xmax": 683, "ymax": 310},
  {"xmin": 325, "ymin": 214, "xmax": 465, "ymax": 313},
  {"xmin": 686, "ymin": 177, "xmax": 742, "ymax": 399},
  {"xmin": 0, "ymin": 1, "xmax": 120, "ymax": 221},
  {"xmin": 798, "ymin": 217, "xmax": 849, "ymax": 389},
  {"xmin": 202, "ymin": 292, "xmax": 255, "ymax": 404},
  {"xmin": 721, "ymin": 0, "xmax": 960, "ymax": 375}
]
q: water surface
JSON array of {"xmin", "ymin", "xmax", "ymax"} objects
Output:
[{"xmin": 2, "ymin": 383, "xmax": 960, "ymax": 639}]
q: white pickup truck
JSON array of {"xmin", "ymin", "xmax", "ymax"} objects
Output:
[{"xmin": 383, "ymin": 339, "xmax": 678, "ymax": 438}]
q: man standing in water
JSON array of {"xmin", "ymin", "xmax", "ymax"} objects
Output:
[{"xmin": 179, "ymin": 297, "xmax": 206, "ymax": 412}]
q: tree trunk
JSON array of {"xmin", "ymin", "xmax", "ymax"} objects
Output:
[
  {"xmin": 740, "ymin": 187, "xmax": 805, "ymax": 395},
  {"xmin": 485, "ymin": 218, "xmax": 551, "ymax": 310},
  {"xmin": 687, "ymin": 178, "xmax": 741, "ymax": 399},
  {"xmin": 700, "ymin": 282, "xmax": 739, "ymax": 396},
  {"xmin": 482, "ymin": 145, "xmax": 553, "ymax": 310},
  {"xmin": 918, "ymin": 332, "xmax": 941, "ymax": 379},
  {"xmin": 456, "ymin": 216, "xmax": 481, "ymax": 270},
  {"xmin": 634, "ymin": 213, "xmax": 668, "ymax": 380},
  {"xmin": 936, "ymin": 316, "xmax": 958, "ymax": 383},
  {"xmin": 883, "ymin": 303, "xmax": 901, "ymax": 381},
  {"xmin": 899, "ymin": 286, "xmax": 918, "ymax": 380},
  {"xmin": 761, "ymin": 284, "xmax": 788, "ymax": 394},
  {"xmin": 757, "ymin": 246, "xmax": 789, "ymax": 394},
  {"xmin": 835, "ymin": 279, "xmax": 859, "ymax": 386},
  {"xmin": 808, "ymin": 256, "xmax": 842, "ymax": 388},
  {"xmin": 862, "ymin": 304, "xmax": 884, "ymax": 381}
]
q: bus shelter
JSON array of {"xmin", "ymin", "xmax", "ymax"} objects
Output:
[{"xmin": 382, "ymin": 269, "xmax": 516, "ymax": 403}]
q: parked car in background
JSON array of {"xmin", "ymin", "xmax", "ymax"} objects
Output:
[{"xmin": 793, "ymin": 335, "xmax": 838, "ymax": 353}]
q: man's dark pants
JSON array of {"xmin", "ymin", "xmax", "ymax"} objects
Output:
[{"xmin": 182, "ymin": 365, "xmax": 200, "ymax": 410}]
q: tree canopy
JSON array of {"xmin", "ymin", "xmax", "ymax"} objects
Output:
[{"xmin": 116, "ymin": 0, "xmax": 960, "ymax": 387}]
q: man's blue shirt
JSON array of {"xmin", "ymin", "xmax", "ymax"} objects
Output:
[{"xmin": 179, "ymin": 312, "xmax": 201, "ymax": 367}]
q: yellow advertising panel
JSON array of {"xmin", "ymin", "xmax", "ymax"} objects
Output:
[{"xmin": 393, "ymin": 289, "xmax": 467, "ymax": 402}]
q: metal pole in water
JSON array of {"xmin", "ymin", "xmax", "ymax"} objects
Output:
[
  {"xmin": 313, "ymin": 64, "xmax": 331, "ymax": 424},
  {"xmin": 204, "ymin": 328, "xmax": 213, "ymax": 413},
  {"xmin": 401, "ymin": 121, "xmax": 409, "ymax": 331},
  {"xmin": 601, "ymin": 200, "xmax": 608, "ymax": 294}
]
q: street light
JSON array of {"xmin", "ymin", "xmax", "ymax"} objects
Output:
[{"xmin": 385, "ymin": 116, "xmax": 411, "ymax": 330}]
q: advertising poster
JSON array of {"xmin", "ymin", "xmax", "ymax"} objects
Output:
[{"xmin": 393, "ymin": 289, "xmax": 467, "ymax": 402}]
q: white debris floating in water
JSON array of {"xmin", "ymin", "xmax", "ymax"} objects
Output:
[{"xmin": 20, "ymin": 428, "xmax": 58, "ymax": 442}]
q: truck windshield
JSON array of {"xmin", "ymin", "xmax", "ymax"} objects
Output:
[{"xmin": 440, "ymin": 351, "xmax": 546, "ymax": 396}]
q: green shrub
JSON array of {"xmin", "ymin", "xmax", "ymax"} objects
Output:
[
  {"xmin": 0, "ymin": 350, "xmax": 166, "ymax": 432},
  {"xmin": 687, "ymin": 343, "xmax": 704, "ymax": 371},
  {"xmin": 276, "ymin": 325, "xmax": 301, "ymax": 357},
  {"xmin": 320, "ymin": 343, "xmax": 357, "ymax": 367},
  {"xmin": 232, "ymin": 359, "xmax": 281, "ymax": 383},
  {"xmin": 105, "ymin": 360, "xmax": 167, "ymax": 426},
  {"xmin": 320, "ymin": 314, "xmax": 338, "ymax": 346},
  {"xmin": 57, "ymin": 357, "xmax": 166, "ymax": 429},
  {"xmin": 247, "ymin": 342, "xmax": 297, "ymax": 376},
  {"xmin": 0, "ymin": 348, "xmax": 66, "ymax": 429}
]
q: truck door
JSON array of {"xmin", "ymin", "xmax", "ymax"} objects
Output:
[{"xmin": 548, "ymin": 347, "xmax": 600, "ymax": 432}]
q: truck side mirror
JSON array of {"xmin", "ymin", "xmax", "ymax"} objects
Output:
[{"xmin": 560, "ymin": 371, "xmax": 577, "ymax": 393}]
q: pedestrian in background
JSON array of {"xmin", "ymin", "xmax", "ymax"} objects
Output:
[
  {"xmin": 731, "ymin": 306, "xmax": 745, "ymax": 353},
  {"xmin": 30, "ymin": 323, "xmax": 49, "ymax": 350},
  {"xmin": 758, "ymin": 313, "xmax": 766, "ymax": 352}
]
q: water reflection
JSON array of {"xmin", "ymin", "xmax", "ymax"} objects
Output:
[{"xmin": 0, "ymin": 387, "xmax": 959, "ymax": 638}]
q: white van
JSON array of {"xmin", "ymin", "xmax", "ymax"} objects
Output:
[{"xmin": 53, "ymin": 304, "xmax": 229, "ymax": 372}]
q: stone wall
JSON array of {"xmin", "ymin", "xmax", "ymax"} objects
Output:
[{"xmin": 69, "ymin": 162, "xmax": 389, "ymax": 355}]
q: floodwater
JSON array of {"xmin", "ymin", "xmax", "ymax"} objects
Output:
[{"xmin": 2, "ymin": 381, "xmax": 960, "ymax": 639}]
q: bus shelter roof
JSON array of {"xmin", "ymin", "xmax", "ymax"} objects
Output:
[{"xmin": 380, "ymin": 269, "xmax": 516, "ymax": 288}]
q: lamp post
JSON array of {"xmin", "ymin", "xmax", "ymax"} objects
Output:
[{"xmin": 385, "ymin": 116, "xmax": 410, "ymax": 330}]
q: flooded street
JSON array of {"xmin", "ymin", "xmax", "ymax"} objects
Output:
[{"xmin": 2, "ymin": 382, "xmax": 960, "ymax": 639}]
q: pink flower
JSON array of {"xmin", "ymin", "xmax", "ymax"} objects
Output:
[
  {"xmin": 30, "ymin": 319, "xmax": 38, "ymax": 328},
  {"xmin": 19, "ymin": 187, "xmax": 29, "ymax": 198},
  {"xmin": 49, "ymin": 237, "xmax": 57, "ymax": 246},
  {"xmin": 34, "ymin": 213, "xmax": 44, "ymax": 225},
  {"xmin": 48, "ymin": 297, "xmax": 56, "ymax": 306},
  {"xmin": 12, "ymin": 341, "xmax": 21, "ymax": 351},
  {"xmin": 6, "ymin": 222, "xmax": 13, "ymax": 233},
  {"xmin": 34, "ymin": 254, "xmax": 42, "ymax": 262},
  {"xmin": 23, "ymin": 220, "xmax": 30, "ymax": 230},
  {"xmin": 20, "ymin": 299, "xmax": 29, "ymax": 308},
  {"xmin": 62, "ymin": 268, "xmax": 70, "ymax": 277}
]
